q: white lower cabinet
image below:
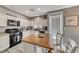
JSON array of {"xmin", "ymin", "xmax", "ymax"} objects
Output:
[
  {"xmin": 23, "ymin": 42, "xmax": 35, "ymax": 53},
  {"xmin": 34, "ymin": 45, "xmax": 47, "ymax": 53},
  {"xmin": 7, "ymin": 42, "xmax": 47, "ymax": 53},
  {"xmin": 0, "ymin": 34, "xmax": 9, "ymax": 52},
  {"xmin": 23, "ymin": 42, "xmax": 47, "ymax": 53},
  {"xmin": 3, "ymin": 41, "xmax": 46, "ymax": 53}
]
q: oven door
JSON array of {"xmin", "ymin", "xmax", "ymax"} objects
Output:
[
  {"xmin": 10, "ymin": 33, "xmax": 17, "ymax": 47},
  {"xmin": 16, "ymin": 35, "xmax": 20, "ymax": 42},
  {"xmin": 16, "ymin": 32, "xmax": 22, "ymax": 42},
  {"xmin": 10, "ymin": 32, "xmax": 22, "ymax": 48}
]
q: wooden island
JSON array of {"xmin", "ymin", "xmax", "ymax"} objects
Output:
[{"xmin": 22, "ymin": 33, "xmax": 54, "ymax": 53}]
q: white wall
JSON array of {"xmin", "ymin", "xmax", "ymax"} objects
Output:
[{"xmin": 64, "ymin": 6, "xmax": 79, "ymax": 44}]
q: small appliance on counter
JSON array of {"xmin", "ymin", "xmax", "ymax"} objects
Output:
[
  {"xmin": 38, "ymin": 30, "xmax": 46, "ymax": 38},
  {"xmin": 5, "ymin": 28, "xmax": 22, "ymax": 48},
  {"xmin": 39, "ymin": 30, "xmax": 45, "ymax": 34}
]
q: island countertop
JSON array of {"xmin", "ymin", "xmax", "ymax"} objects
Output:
[{"xmin": 22, "ymin": 33, "xmax": 54, "ymax": 51}]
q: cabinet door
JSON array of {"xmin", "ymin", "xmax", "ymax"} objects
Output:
[
  {"xmin": 0, "ymin": 13, "xmax": 7, "ymax": 26},
  {"xmin": 7, "ymin": 15, "xmax": 16, "ymax": 20},
  {"xmin": 20, "ymin": 19, "xmax": 26, "ymax": 26},
  {"xmin": 0, "ymin": 35, "xmax": 9, "ymax": 52},
  {"xmin": 34, "ymin": 45, "xmax": 47, "ymax": 53},
  {"xmin": 23, "ymin": 42, "xmax": 35, "ymax": 53}
]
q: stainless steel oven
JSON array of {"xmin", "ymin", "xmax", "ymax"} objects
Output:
[{"xmin": 5, "ymin": 28, "xmax": 22, "ymax": 48}]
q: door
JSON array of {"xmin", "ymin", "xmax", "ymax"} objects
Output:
[{"xmin": 48, "ymin": 11, "xmax": 64, "ymax": 45}]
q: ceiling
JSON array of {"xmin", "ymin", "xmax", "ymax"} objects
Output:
[{"xmin": 3, "ymin": 5, "xmax": 75, "ymax": 17}]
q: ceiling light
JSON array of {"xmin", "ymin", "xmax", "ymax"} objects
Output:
[
  {"xmin": 37, "ymin": 8, "xmax": 41, "ymax": 11},
  {"xmin": 26, "ymin": 11, "xmax": 29, "ymax": 13}
]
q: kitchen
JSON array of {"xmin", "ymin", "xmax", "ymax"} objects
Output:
[
  {"xmin": 0, "ymin": 5, "xmax": 78, "ymax": 53},
  {"xmin": 0, "ymin": 5, "xmax": 49, "ymax": 53}
]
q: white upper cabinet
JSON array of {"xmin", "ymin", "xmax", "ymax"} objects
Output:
[
  {"xmin": 20, "ymin": 19, "xmax": 26, "ymax": 26},
  {"xmin": 0, "ymin": 12, "xmax": 17, "ymax": 26},
  {"xmin": 0, "ymin": 13, "xmax": 7, "ymax": 26},
  {"xmin": 7, "ymin": 14, "xmax": 16, "ymax": 21},
  {"xmin": 0, "ymin": 12, "xmax": 30, "ymax": 27}
]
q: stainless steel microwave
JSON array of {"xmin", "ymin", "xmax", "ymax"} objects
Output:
[{"xmin": 7, "ymin": 19, "xmax": 20, "ymax": 26}]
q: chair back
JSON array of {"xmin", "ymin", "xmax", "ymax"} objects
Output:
[
  {"xmin": 56, "ymin": 32, "xmax": 63, "ymax": 46},
  {"xmin": 66, "ymin": 39, "xmax": 77, "ymax": 53},
  {"xmin": 73, "ymin": 45, "xmax": 79, "ymax": 53}
]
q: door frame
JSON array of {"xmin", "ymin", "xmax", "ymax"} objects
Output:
[{"xmin": 47, "ymin": 11, "xmax": 64, "ymax": 46}]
